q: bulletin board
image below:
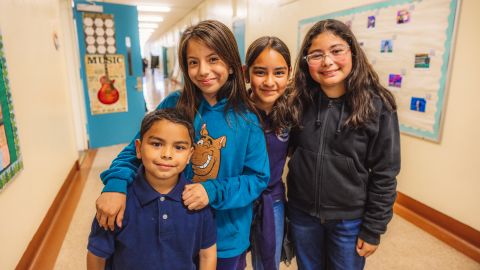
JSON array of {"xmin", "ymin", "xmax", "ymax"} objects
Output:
[
  {"xmin": 0, "ymin": 31, "xmax": 23, "ymax": 191},
  {"xmin": 298, "ymin": 0, "xmax": 460, "ymax": 142}
]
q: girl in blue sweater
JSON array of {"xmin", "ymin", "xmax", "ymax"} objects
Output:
[
  {"xmin": 95, "ymin": 20, "xmax": 270, "ymax": 270},
  {"xmin": 241, "ymin": 36, "xmax": 298, "ymax": 270}
]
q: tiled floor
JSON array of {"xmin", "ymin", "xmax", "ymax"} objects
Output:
[{"xmin": 54, "ymin": 144, "xmax": 480, "ymax": 270}]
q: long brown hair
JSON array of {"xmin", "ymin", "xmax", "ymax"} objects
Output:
[
  {"xmin": 245, "ymin": 36, "xmax": 300, "ymax": 132},
  {"xmin": 292, "ymin": 19, "xmax": 396, "ymax": 127},
  {"xmin": 176, "ymin": 20, "xmax": 256, "ymax": 121}
]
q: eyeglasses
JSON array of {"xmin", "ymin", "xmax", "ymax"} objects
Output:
[{"xmin": 303, "ymin": 45, "xmax": 350, "ymax": 66}]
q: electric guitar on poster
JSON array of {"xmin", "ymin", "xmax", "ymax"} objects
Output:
[{"xmin": 97, "ymin": 55, "xmax": 119, "ymax": 105}]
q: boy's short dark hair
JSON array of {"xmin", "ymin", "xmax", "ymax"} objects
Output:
[{"xmin": 139, "ymin": 108, "xmax": 195, "ymax": 145}]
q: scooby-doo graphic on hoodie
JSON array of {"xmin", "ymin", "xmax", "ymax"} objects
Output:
[{"xmin": 192, "ymin": 124, "xmax": 226, "ymax": 182}]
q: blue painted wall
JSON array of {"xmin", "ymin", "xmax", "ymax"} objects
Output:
[{"xmin": 74, "ymin": 1, "xmax": 145, "ymax": 148}]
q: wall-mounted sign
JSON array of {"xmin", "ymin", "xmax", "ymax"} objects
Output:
[{"xmin": 85, "ymin": 54, "xmax": 127, "ymax": 115}]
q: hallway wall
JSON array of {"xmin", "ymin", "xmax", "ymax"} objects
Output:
[
  {"xmin": 148, "ymin": 0, "xmax": 480, "ymax": 231},
  {"xmin": 0, "ymin": 1, "xmax": 80, "ymax": 269}
]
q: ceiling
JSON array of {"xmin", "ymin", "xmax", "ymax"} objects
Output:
[{"xmin": 102, "ymin": 0, "xmax": 203, "ymax": 41}]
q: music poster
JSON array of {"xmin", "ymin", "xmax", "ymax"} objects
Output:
[{"xmin": 85, "ymin": 54, "xmax": 128, "ymax": 115}]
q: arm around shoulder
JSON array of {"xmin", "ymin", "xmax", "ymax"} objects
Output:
[
  {"xmin": 100, "ymin": 138, "xmax": 141, "ymax": 194},
  {"xmin": 97, "ymin": 138, "xmax": 139, "ymax": 230}
]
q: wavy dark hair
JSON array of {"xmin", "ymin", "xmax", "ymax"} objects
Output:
[
  {"xmin": 245, "ymin": 36, "xmax": 300, "ymax": 132},
  {"xmin": 176, "ymin": 20, "xmax": 256, "ymax": 121},
  {"xmin": 291, "ymin": 19, "xmax": 396, "ymax": 127}
]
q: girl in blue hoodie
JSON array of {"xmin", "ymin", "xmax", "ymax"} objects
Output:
[{"xmin": 95, "ymin": 20, "xmax": 270, "ymax": 270}]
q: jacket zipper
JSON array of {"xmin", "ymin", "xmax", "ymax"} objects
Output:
[{"xmin": 314, "ymin": 100, "xmax": 332, "ymax": 223}]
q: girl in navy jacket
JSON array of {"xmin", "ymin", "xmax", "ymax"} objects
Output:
[{"xmin": 287, "ymin": 19, "xmax": 400, "ymax": 270}]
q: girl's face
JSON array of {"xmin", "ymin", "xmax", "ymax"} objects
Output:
[
  {"xmin": 186, "ymin": 39, "xmax": 230, "ymax": 105},
  {"xmin": 249, "ymin": 48, "xmax": 289, "ymax": 113},
  {"xmin": 306, "ymin": 32, "xmax": 352, "ymax": 95}
]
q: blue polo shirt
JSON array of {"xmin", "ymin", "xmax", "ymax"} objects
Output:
[{"xmin": 88, "ymin": 166, "xmax": 216, "ymax": 270}]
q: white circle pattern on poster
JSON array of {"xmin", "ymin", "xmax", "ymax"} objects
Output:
[
  {"xmin": 94, "ymin": 18, "xmax": 104, "ymax": 27},
  {"xmin": 105, "ymin": 19, "xmax": 114, "ymax": 27},
  {"xmin": 107, "ymin": 46, "xmax": 116, "ymax": 54},
  {"xmin": 83, "ymin": 17, "xmax": 93, "ymax": 26},
  {"xmin": 84, "ymin": 27, "xmax": 94, "ymax": 35},
  {"xmin": 95, "ymin": 27, "xmax": 105, "ymax": 36},
  {"xmin": 86, "ymin": 36, "xmax": 95, "ymax": 45},
  {"xmin": 97, "ymin": 45, "xmax": 106, "ymax": 54},
  {"xmin": 96, "ymin": 36, "xmax": 106, "ymax": 45},
  {"xmin": 106, "ymin": 37, "xmax": 115, "ymax": 45},
  {"xmin": 106, "ymin": 28, "xmax": 114, "ymax": 36},
  {"xmin": 83, "ymin": 16, "xmax": 116, "ymax": 55},
  {"xmin": 86, "ymin": 45, "xmax": 96, "ymax": 54}
]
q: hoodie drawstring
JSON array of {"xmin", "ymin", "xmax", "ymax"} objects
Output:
[
  {"xmin": 315, "ymin": 93, "xmax": 322, "ymax": 127},
  {"xmin": 315, "ymin": 92, "xmax": 345, "ymax": 134},
  {"xmin": 336, "ymin": 100, "xmax": 345, "ymax": 135}
]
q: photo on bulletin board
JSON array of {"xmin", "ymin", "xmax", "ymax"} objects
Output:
[
  {"xmin": 298, "ymin": 0, "xmax": 460, "ymax": 142},
  {"xmin": 0, "ymin": 31, "xmax": 23, "ymax": 191}
]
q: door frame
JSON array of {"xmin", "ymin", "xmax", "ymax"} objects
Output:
[{"xmin": 59, "ymin": 0, "xmax": 89, "ymax": 151}]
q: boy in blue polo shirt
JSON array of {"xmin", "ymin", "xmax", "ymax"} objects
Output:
[{"xmin": 86, "ymin": 109, "xmax": 217, "ymax": 270}]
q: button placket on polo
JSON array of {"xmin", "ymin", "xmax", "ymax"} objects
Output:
[{"xmin": 158, "ymin": 196, "xmax": 174, "ymax": 240}]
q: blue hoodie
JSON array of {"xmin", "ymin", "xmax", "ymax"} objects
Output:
[{"xmin": 100, "ymin": 90, "xmax": 270, "ymax": 258}]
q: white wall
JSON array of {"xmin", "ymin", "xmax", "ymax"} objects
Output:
[
  {"xmin": 149, "ymin": 0, "xmax": 480, "ymax": 231},
  {"xmin": 0, "ymin": 0, "xmax": 81, "ymax": 269}
]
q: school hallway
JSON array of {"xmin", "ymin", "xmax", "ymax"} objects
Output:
[
  {"xmin": 1, "ymin": 0, "xmax": 480, "ymax": 269},
  {"xmin": 50, "ymin": 144, "xmax": 479, "ymax": 270}
]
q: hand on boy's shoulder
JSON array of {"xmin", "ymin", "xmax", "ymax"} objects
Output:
[
  {"xmin": 182, "ymin": 183, "xmax": 209, "ymax": 210},
  {"xmin": 96, "ymin": 192, "xmax": 126, "ymax": 231}
]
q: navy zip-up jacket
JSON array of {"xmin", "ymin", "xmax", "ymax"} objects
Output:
[{"xmin": 287, "ymin": 90, "xmax": 400, "ymax": 245}]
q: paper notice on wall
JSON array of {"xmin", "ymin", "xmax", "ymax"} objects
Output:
[{"xmin": 85, "ymin": 54, "xmax": 128, "ymax": 115}]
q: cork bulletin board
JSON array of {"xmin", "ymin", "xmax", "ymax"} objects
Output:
[{"xmin": 298, "ymin": 0, "xmax": 460, "ymax": 142}]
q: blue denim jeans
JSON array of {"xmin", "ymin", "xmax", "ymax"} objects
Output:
[
  {"xmin": 250, "ymin": 200, "xmax": 285, "ymax": 270},
  {"xmin": 288, "ymin": 207, "xmax": 365, "ymax": 270}
]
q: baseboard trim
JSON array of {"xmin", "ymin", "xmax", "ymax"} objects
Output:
[
  {"xmin": 16, "ymin": 149, "xmax": 97, "ymax": 270},
  {"xmin": 394, "ymin": 192, "xmax": 480, "ymax": 263}
]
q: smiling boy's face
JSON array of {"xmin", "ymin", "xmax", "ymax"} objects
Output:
[{"xmin": 135, "ymin": 119, "xmax": 194, "ymax": 185}]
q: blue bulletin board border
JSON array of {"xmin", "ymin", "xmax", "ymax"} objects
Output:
[{"xmin": 298, "ymin": 0, "xmax": 460, "ymax": 142}]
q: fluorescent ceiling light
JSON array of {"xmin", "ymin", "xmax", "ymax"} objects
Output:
[
  {"xmin": 137, "ymin": 5, "xmax": 171, "ymax": 12},
  {"xmin": 139, "ymin": 23, "xmax": 158, "ymax": 29},
  {"xmin": 139, "ymin": 15, "xmax": 163, "ymax": 22}
]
